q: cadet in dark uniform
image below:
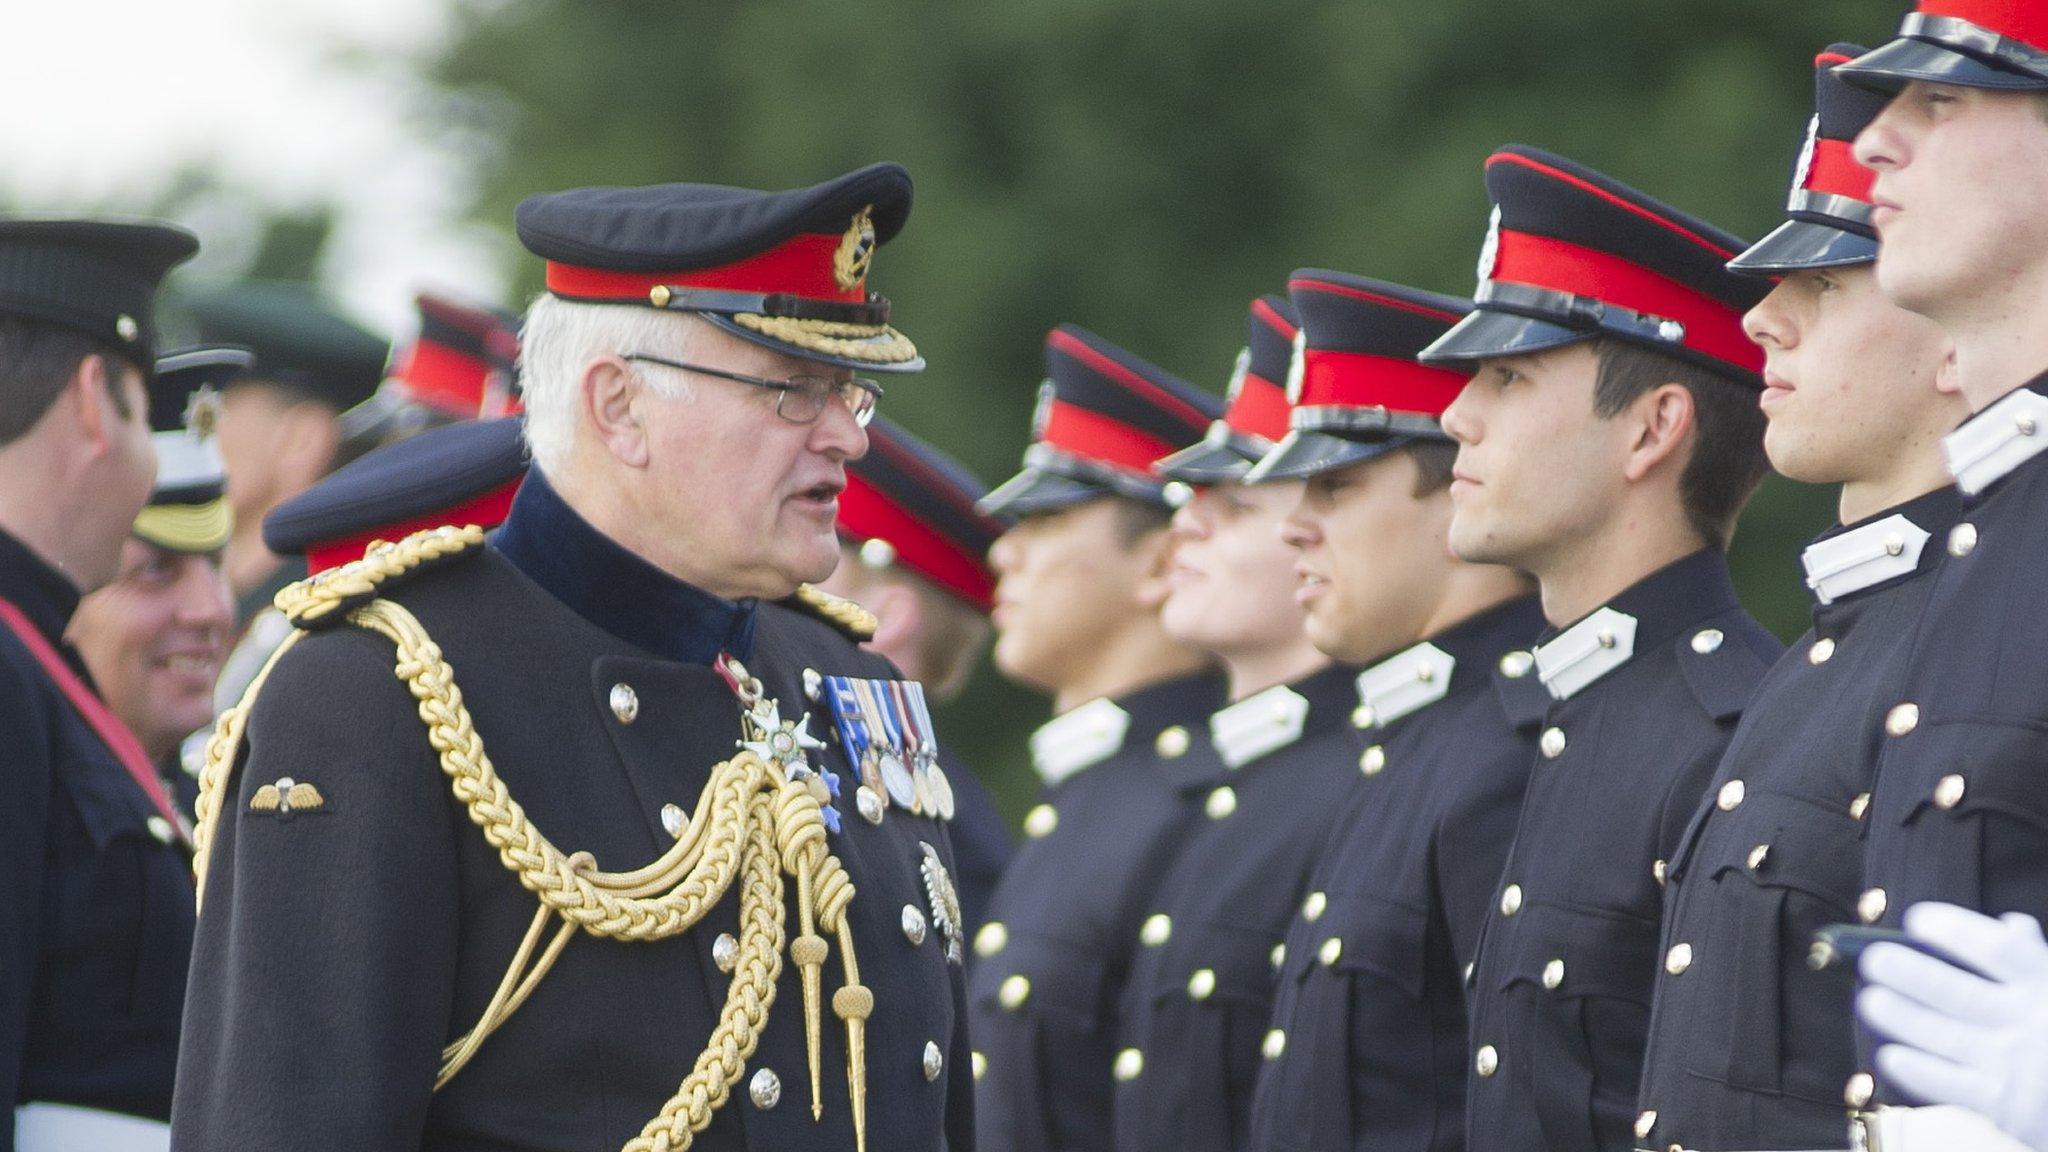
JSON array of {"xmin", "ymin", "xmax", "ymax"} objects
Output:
[
  {"xmin": 969, "ymin": 324, "xmax": 1225, "ymax": 1152},
  {"xmin": 1630, "ymin": 48, "xmax": 1969, "ymax": 1152},
  {"xmin": 334, "ymin": 291, "xmax": 524, "ymax": 443},
  {"xmin": 1420, "ymin": 147, "xmax": 1784, "ymax": 1152},
  {"xmin": 1107, "ymin": 293, "xmax": 1365, "ymax": 1151},
  {"xmin": 815, "ymin": 415, "xmax": 1013, "ymax": 934},
  {"xmin": 0, "ymin": 218, "xmax": 198, "ymax": 1150},
  {"xmin": 1238, "ymin": 271, "xmax": 1543, "ymax": 1152},
  {"xmin": 1826, "ymin": 6, "xmax": 2048, "ymax": 1141},
  {"xmin": 174, "ymin": 165, "xmax": 978, "ymax": 1151}
]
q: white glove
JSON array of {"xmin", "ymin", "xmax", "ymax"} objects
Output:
[{"xmin": 1857, "ymin": 901, "xmax": 2048, "ymax": 1151}]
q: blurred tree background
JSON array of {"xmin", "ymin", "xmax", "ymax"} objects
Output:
[{"xmin": 418, "ymin": 0, "xmax": 1899, "ymax": 824}]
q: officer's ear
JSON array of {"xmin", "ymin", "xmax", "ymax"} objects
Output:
[
  {"xmin": 1619, "ymin": 381, "xmax": 1696, "ymax": 485},
  {"xmin": 584, "ymin": 355, "xmax": 651, "ymax": 468}
]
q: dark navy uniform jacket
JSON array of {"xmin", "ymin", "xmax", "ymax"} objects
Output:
[
  {"xmin": 1110, "ymin": 661, "xmax": 1364, "ymax": 1151},
  {"xmin": 0, "ymin": 529, "xmax": 193, "ymax": 1139},
  {"xmin": 1246, "ymin": 598, "xmax": 1546, "ymax": 1152},
  {"xmin": 1463, "ymin": 550, "xmax": 1780, "ymax": 1152},
  {"xmin": 968, "ymin": 670, "xmax": 1227, "ymax": 1152},
  {"xmin": 174, "ymin": 471, "xmax": 975, "ymax": 1151},
  {"xmin": 946, "ymin": 758, "xmax": 1011, "ymax": 939},
  {"xmin": 1857, "ymin": 375, "xmax": 2048, "ymax": 1106},
  {"xmin": 1635, "ymin": 489, "xmax": 1959, "ymax": 1152}
]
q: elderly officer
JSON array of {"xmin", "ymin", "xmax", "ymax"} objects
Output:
[
  {"xmin": 969, "ymin": 324, "xmax": 1223, "ymax": 1152},
  {"xmin": 1106, "ymin": 293, "xmax": 1366, "ymax": 1152},
  {"xmin": 70, "ymin": 347, "xmax": 250, "ymax": 820},
  {"xmin": 1420, "ymin": 147, "xmax": 1783, "ymax": 1152},
  {"xmin": 1820, "ymin": 3, "xmax": 2048, "ymax": 1142},
  {"xmin": 1628, "ymin": 46, "xmax": 1969, "ymax": 1152},
  {"xmin": 174, "ymin": 164, "xmax": 976, "ymax": 1152},
  {"xmin": 0, "ymin": 217, "xmax": 197, "ymax": 1150},
  {"xmin": 814, "ymin": 415, "xmax": 1012, "ymax": 933},
  {"xmin": 1238, "ymin": 270, "xmax": 1543, "ymax": 1152}
]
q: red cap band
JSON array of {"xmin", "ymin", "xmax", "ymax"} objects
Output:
[
  {"xmin": 543, "ymin": 231, "xmax": 864, "ymax": 305},
  {"xmin": 838, "ymin": 477, "xmax": 994, "ymax": 611},
  {"xmin": 1922, "ymin": 0, "xmax": 2048, "ymax": 52},
  {"xmin": 1040, "ymin": 399, "xmax": 1178, "ymax": 475},
  {"xmin": 1045, "ymin": 327, "xmax": 1214, "ymax": 432},
  {"xmin": 1224, "ymin": 374, "xmax": 1290, "ymax": 441},
  {"xmin": 391, "ymin": 339, "xmax": 498, "ymax": 419},
  {"xmin": 1298, "ymin": 350, "xmax": 1467, "ymax": 416},
  {"xmin": 1804, "ymin": 138, "xmax": 1877, "ymax": 202},
  {"xmin": 305, "ymin": 478, "xmax": 523, "ymax": 574}
]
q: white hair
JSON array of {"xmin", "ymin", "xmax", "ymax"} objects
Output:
[{"xmin": 517, "ymin": 296, "xmax": 699, "ymax": 474}]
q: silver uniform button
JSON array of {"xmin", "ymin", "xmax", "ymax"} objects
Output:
[
  {"xmin": 1809, "ymin": 637, "xmax": 1837, "ymax": 665},
  {"xmin": 1886, "ymin": 703, "xmax": 1920, "ymax": 737},
  {"xmin": 146, "ymin": 815, "xmax": 174, "ymax": 844},
  {"xmin": 1206, "ymin": 786, "xmax": 1237, "ymax": 820},
  {"xmin": 661, "ymin": 803, "xmax": 686, "ymax": 839},
  {"xmin": 976, "ymin": 921, "xmax": 1009, "ymax": 957},
  {"xmin": 1499, "ymin": 883, "xmax": 1523, "ymax": 917},
  {"xmin": 1499, "ymin": 650, "xmax": 1534, "ymax": 679},
  {"xmin": 1360, "ymin": 745, "xmax": 1387, "ymax": 776},
  {"xmin": 750, "ymin": 1067, "xmax": 781, "ymax": 1109},
  {"xmin": 924, "ymin": 1040, "xmax": 945, "ymax": 1082},
  {"xmin": 857, "ymin": 786, "xmax": 886, "ymax": 825},
  {"xmin": 902, "ymin": 904, "xmax": 928, "ymax": 946},
  {"xmin": 1024, "ymin": 804, "xmax": 1058, "ymax": 839},
  {"xmin": 1949, "ymin": 522, "xmax": 1978, "ymax": 557},
  {"xmin": 1114, "ymin": 1048, "xmax": 1144, "ymax": 1081},
  {"xmin": 1691, "ymin": 628, "xmax": 1724, "ymax": 654},
  {"xmin": 713, "ymin": 933, "xmax": 739, "ymax": 974},
  {"xmin": 1141, "ymin": 913, "xmax": 1173, "ymax": 946},
  {"xmin": 1718, "ymin": 779, "xmax": 1746, "ymax": 811},
  {"xmin": 1540, "ymin": 727, "xmax": 1566, "ymax": 759},
  {"xmin": 1475, "ymin": 1044, "xmax": 1498, "ymax": 1077},
  {"xmin": 609, "ymin": 683, "xmax": 639, "ymax": 723},
  {"xmin": 1542, "ymin": 959, "xmax": 1565, "ymax": 990}
]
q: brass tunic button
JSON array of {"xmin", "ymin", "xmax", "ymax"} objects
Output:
[
  {"xmin": 1859, "ymin": 888, "xmax": 1888, "ymax": 924},
  {"xmin": 1319, "ymin": 937, "xmax": 1343, "ymax": 967},
  {"xmin": 1475, "ymin": 1044, "xmax": 1499, "ymax": 1077},
  {"xmin": 750, "ymin": 1067, "xmax": 781, "ymax": 1110},
  {"xmin": 1885, "ymin": 703, "xmax": 1920, "ymax": 737},
  {"xmin": 1270, "ymin": 941, "xmax": 1287, "ymax": 969},
  {"xmin": 713, "ymin": 933, "xmax": 739, "ymax": 974},
  {"xmin": 1949, "ymin": 523, "xmax": 1978, "ymax": 557},
  {"xmin": 1155, "ymin": 726, "xmax": 1191, "ymax": 758},
  {"xmin": 1499, "ymin": 650, "xmax": 1534, "ymax": 679},
  {"xmin": 972, "ymin": 1051, "xmax": 988, "ymax": 1080},
  {"xmin": 1846, "ymin": 1071, "xmax": 1875, "ymax": 1108},
  {"xmin": 1809, "ymin": 637, "xmax": 1836, "ymax": 665},
  {"xmin": 661, "ymin": 803, "xmax": 686, "ymax": 839},
  {"xmin": 923, "ymin": 1040, "xmax": 945, "ymax": 1082},
  {"xmin": 146, "ymin": 815, "xmax": 173, "ymax": 844},
  {"xmin": 1884, "ymin": 532, "xmax": 1907, "ymax": 557},
  {"xmin": 1850, "ymin": 792, "xmax": 1872, "ymax": 821},
  {"xmin": 1114, "ymin": 1048, "xmax": 1144, "ymax": 1081},
  {"xmin": 1691, "ymin": 628, "xmax": 1724, "ymax": 654},
  {"xmin": 1262, "ymin": 1029, "xmax": 1287, "ymax": 1061},
  {"xmin": 1499, "ymin": 884, "xmax": 1524, "ymax": 917},
  {"xmin": 999, "ymin": 975, "xmax": 1030, "ymax": 1010},
  {"xmin": 975, "ymin": 921, "xmax": 1009, "ymax": 957},
  {"xmin": 1718, "ymin": 779, "xmax": 1746, "ymax": 811},
  {"xmin": 1636, "ymin": 1110, "xmax": 1658, "ymax": 1140},
  {"xmin": 1141, "ymin": 913, "xmax": 1173, "ymax": 947},
  {"xmin": 1206, "ymin": 786, "xmax": 1238, "ymax": 820},
  {"xmin": 1303, "ymin": 891, "xmax": 1328, "ymax": 922},
  {"xmin": 1352, "ymin": 704, "xmax": 1377, "ymax": 730},
  {"xmin": 1665, "ymin": 943, "xmax": 1693, "ymax": 976},
  {"xmin": 1748, "ymin": 844, "xmax": 1771, "ymax": 872},
  {"xmin": 1540, "ymin": 727, "xmax": 1567, "ymax": 759},
  {"xmin": 1542, "ymin": 959, "xmax": 1565, "ymax": 990},
  {"xmin": 1188, "ymin": 968, "xmax": 1217, "ymax": 1000},
  {"xmin": 609, "ymin": 683, "xmax": 639, "ymax": 724},
  {"xmin": 1935, "ymin": 774, "xmax": 1967, "ymax": 810},
  {"xmin": 902, "ymin": 904, "xmax": 928, "ymax": 946},
  {"xmin": 1024, "ymin": 804, "xmax": 1058, "ymax": 839},
  {"xmin": 1360, "ymin": 745, "xmax": 1387, "ymax": 776}
]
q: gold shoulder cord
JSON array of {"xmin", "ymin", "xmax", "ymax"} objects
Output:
[{"xmin": 192, "ymin": 525, "xmax": 873, "ymax": 1152}]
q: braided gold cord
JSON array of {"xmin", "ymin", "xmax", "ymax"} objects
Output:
[{"xmin": 728, "ymin": 313, "xmax": 920, "ymax": 365}]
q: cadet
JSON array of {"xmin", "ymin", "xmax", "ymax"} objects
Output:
[
  {"xmin": 174, "ymin": 164, "xmax": 977, "ymax": 1151},
  {"xmin": 1107, "ymin": 293, "xmax": 1363, "ymax": 1151},
  {"xmin": 1420, "ymin": 146, "xmax": 1783, "ymax": 1152},
  {"xmin": 70, "ymin": 347, "xmax": 251, "ymax": 820},
  {"xmin": 1629, "ymin": 46, "xmax": 1967, "ymax": 1152},
  {"xmin": 1822, "ymin": 3, "xmax": 2048, "ymax": 1140},
  {"xmin": 1241, "ymin": 270, "xmax": 1543, "ymax": 1152},
  {"xmin": 814, "ymin": 414, "xmax": 1013, "ymax": 933},
  {"xmin": 340, "ymin": 291, "xmax": 523, "ymax": 442},
  {"xmin": 0, "ymin": 217, "xmax": 197, "ymax": 1148},
  {"xmin": 970, "ymin": 324, "xmax": 1225, "ymax": 1152}
]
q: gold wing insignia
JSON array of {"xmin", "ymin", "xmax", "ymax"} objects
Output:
[
  {"xmin": 249, "ymin": 779, "xmax": 328, "ymax": 816},
  {"xmin": 249, "ymin": 784, "xmax": 281, "ymax": 812},
  {"xmin": 285, "ymin": 782, "xmax": 326, "ymax": 811}
]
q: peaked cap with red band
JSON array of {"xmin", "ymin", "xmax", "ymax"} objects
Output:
[
  {"xmin": 978, "ymin": 324, "xmax": 1221, "ymax": 517},
  {"xmin": 839, "ymin": 415, "xmax": 1004, "ymax": 612},
  {"xmin": 1839, "ymin": 0, "xmax": 2048, "ymax": 93},
  {"xmin": 1155, "ymin": 294, "xmax": 1300, "ymax": 484},
  {"xmin": 388, "ymin": 293, "xmax": 522, "ymax": 419},
  {"xmin": 263, "ymin": 417, "xmax": 528, "ymax": 573},
  {"xmin": 516, "ymin": 162, "xmax": 923, "ymax": 372},
  {"xmin": 1420, "ymin": 146, "xmax": 1768, "ymax": 387},
  {"xmin": 1731, "ymin": 45, "xmax": 1889, "ymax": 274},
  {"xmin": 1246, "ymin": 271, "xmax": 1471, "ymax": 483}
]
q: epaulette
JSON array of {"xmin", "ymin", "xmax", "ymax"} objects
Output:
[
  {"xmin": 783, "ymin": 584, "xmax": 879, "ymax": 642},
  {"xmin": 1675, "ymin": 621, "xmax": 1769, "ymax": 723},
  {"xmin": 276, "ymin": 524, "xmax": 488, "ymax": 631}
]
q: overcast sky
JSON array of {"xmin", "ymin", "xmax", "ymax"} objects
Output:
[{"xmin": 0, "ymin": 0, "xmax": 508, "ymax": 336}]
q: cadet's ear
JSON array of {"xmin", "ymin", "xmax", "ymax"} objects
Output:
[
  {"xmin": 1934, "ymin": 346, "xmax": 1964, "ymax": 398},
  {"xmin": 1620, "ymin": 381, "xmax": 1696, "ymax": 484},
  {"xmin": 1129, "ymin": 524, "xmax": 1177, "ymax": 611},
  {"xmin": 585, "ymin": 355, "xmax": 650, "ymax": 468},
  {"xmin": 864, "ymin": 582, "xmax": 922, "ymax": 657}
]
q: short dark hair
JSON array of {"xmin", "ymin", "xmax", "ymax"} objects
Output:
[
  {"xmin": 1108, "ymin": 496, "xmax": 1175, "ymax": 547},
  {"xmin": 0, "ymin": 315, "xmax": 136, "ymax": 446},
  {"xmin": 1591, "ymin": 339, "xmax": 1768, "ymax": 548},
  {"xmin": 1406, "ymin": 440, "xmax": 1458, "ymax": 497}
]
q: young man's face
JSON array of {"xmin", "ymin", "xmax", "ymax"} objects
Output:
[
  {"xmin": 1744, "ymin": 264, "xmax": 1961, "ymax": 488},
  {"xmin": 1855, "ymin": 82, "xmax": 2048, "ymax": 326},
  {"xmin": 69, "ymin": 538, "xmax": 233, "ymax": 759},
  {"xmin": 1161, "ymin": 480, "xmax": 1308, "ymax": 662},
  {"xmin": 987, "ymin": 498, "xmax": 1168, "ymax": 694},
  {"xmin": 1279, "ymin": 450, "xmax": 1453, "ymax": 665},
  {"xmin": 1439, "ymin": 343, "xmax": 1630, "ymax": 574}
]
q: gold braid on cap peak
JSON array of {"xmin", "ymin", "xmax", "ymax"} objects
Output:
[
  {"xmin": 193, "ymin": 524, "xmax": 873, "ymax": 1152},
  {"xmin": 728, "ymin": 313, "xmax": 919, "ymax": 366},
  {"xmin": 789, "ymin": 584, "xmax": 879, "ymax": 641}
]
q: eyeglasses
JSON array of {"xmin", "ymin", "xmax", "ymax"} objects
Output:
[{"xmin": 622, "ymin": 352, "xmax": 882, "ymax": 427}]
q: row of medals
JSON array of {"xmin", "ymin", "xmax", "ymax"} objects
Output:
[{"xmin": 803, "ymin": 670, "xmax": 957, "ymax": 825}]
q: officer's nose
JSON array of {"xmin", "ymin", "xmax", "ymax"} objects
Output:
[
  {"xmin": 1743, "ymin": 284, "xmax": 1797, "ymax": 353},
  {"xmin": 1853, "ymin": 101, "xmax": 1907, "ymax": 173},
  {"xmin": 809, "ymin": 390, "xmax": 869, "ymax": 462}
]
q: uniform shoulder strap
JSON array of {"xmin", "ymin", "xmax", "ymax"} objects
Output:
[
  {"xmin": 782, "ymin": 584, "xmax": 879, "ymax": 642},
  {"xmin": 278, "ymin": 524, "xmax": 488, "ymax": 631}
]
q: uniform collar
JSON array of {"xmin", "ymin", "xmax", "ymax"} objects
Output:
[
  {"xmin": 1209, "ymin": 661, "xmax": 1354, "ymax": 769},
  {"xmin": 1357, "ymin": 595, "xmax": 1548, "ymax": 727},
  {"xmin": 1802, "ymin": 485, "xmax": 1961, "ymax": 607},
  {"xmin": 1029, "ymin": 669, "xmax": 1225, "ymax": 786},
  {"xmin": 493, "ymin": 467, "xmax": 757, "ymax": 666},
  {"xmin": 0, "ymin": 527, "xmax": 80, "ymax": 644},
  {"xmin": 1534, "ymin": 548, "xmax": 1737, "ymax": 702},
  {"xmin": 1945, "ymin": 373, "xmax": 2048, "ymax": 497}
]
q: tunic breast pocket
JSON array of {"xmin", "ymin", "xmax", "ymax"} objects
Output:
[
  {"xmin": 57, "ymin": 756, "xmax": 188, "ymax": 1023},
  {"xmin": 1685, "ymin": 795, "xmax": 1861, "ymax": 1102},
  {"xmin": 969, "ymin": 930, "xmax": 1113, "ymax": 1149},
  {"xmin": 1893, "ymin": 719, "xmax": 2048, "ymax": 914},
  {"xmin": 1135, "ymin": 919, "xmax": 1280, "ymax": 1140}
]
